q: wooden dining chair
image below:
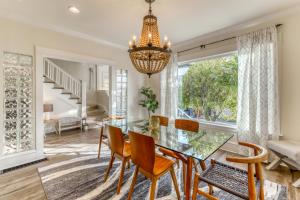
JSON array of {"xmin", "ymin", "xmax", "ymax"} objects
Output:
[
  {"xmin": 103, "ymin": 125, "xmax": 131, "ymax": 194},
  {"xmin": 159, "ymin": 118, "xmax": 201, "ymax": 191},
  {"xmin": 127, "ymin": 131, "xmax": 181, "ymax": 200},
  {"xmin": 175, "ymin": 118, "xmax": 199, "ymax": 132},
  {"xmin": 151, "ymin": 115, "xmax": 169, "ymax": 127},
  {"xmin": 98, "ymin": 115, "xmax": 124, "ymax": 159},
  {"xmin": 192, "ymin": 142, "xmax": 268, "ymax": 200}
]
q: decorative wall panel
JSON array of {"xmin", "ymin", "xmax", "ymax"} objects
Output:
[{"xmin": 2, "ymin": 52, "xmax": 34, "ymax": 155}]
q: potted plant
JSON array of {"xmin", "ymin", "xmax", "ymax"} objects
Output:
[{"xmin": 139, "ymin": 87, "xmax": 159, "ymax": 119}]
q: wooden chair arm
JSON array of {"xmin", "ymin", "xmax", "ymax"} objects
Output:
[
  {"xmin": 226, "ymin": 142, "xmax": 268, "ymax": 164},
  {"xmin": 238, "ymin": 141, "xmax": 261, "ymax": 151}
]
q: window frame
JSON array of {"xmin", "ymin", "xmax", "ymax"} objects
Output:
[{"xmin": 114, "ymin": 69, "xmax": 128, "ymax": 117}]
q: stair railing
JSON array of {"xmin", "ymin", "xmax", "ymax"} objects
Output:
[{"xmin": 43, "ymin": 58, "xmax": 81, "ymax": 98}]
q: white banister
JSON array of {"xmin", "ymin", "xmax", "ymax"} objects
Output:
[
  {"xmin": 80, "ymin": 81, "xmax": 87, "ymax": 118},
  {"xmin": 43, "ymin": 58, "xmax": 82, "ymax": 99}
]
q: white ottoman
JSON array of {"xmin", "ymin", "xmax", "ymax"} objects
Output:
[{"xmin": 267, "ymin": 140, "xmax": 300, "ymax": 187}]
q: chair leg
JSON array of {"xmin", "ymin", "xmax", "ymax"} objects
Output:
[
  {"xmin": 176, "ymin": 159, "xmax": 180, "ymax": 168},
  {"xmin": 199, "ymin": 160, "xmax": 213, "ymax": 194},
  {"xmin": 127, "ymin": 160, "xmax": 131, "ymax": 169},
  {"xmin": 248, "ymin": 163, "xmax": 257, "ymax": 200},
  {"xmin": 260, "ymin": 181, "xmax": 265, "ymax": 200},
  {"xmin": 193, "ymin": 159, "xmax": 198, "ymax": 173},
  {"xmin": 150, "ymin": 177, "xmax": 158, "ymax": 200},
  {"xmin": 192, "ymin": 173, "xmax": 199, "ymax": 200},
  {"xmin": 104, "ymin": 153, "xmax": 115, "ymax": 182},
  {"xmin": 182, "ymin": 162, "xmax": 186, "ymax": 192},
  {"xmin": 117, "ymin": 157, "xmax": 127, "ymax": 194},
  {"xmin": 127, "ymin": 166, "xmax": 139, "ymax": 200},
  {"xmin": 170, "ymin": 166, "xmax": 181, "ymax": 200},
  {"xmin": 256, "ymin": 163, "xmax": 264, "ymax": 200},
  {"xmin": 200, "ymin": 160, "xmax": 206, "ymax": 170},
  {"xmin": 98, "ymin": 127, "xmax": 103, "ymax": 159}
]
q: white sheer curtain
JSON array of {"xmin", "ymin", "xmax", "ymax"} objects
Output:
[
  {"xmin": 160, "ymin": 53, "xmax": 178, "ymax": 120},
  {"xmin": 237, "ymin": 26, "xmax": 280, "ymax": 147}
]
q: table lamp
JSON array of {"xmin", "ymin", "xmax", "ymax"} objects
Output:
[{"xmin": 43, "ymin": 104, "xmax": 53, "ymax": 120}]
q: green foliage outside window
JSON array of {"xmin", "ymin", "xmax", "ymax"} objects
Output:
[{"xmin": 180, "ymin": 55, "xmax": 238, "ymax": 122}]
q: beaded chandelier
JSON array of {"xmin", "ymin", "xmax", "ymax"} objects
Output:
[{"xmin": 128, "ymin": 0, "xmax": 172, "ymax": 78}]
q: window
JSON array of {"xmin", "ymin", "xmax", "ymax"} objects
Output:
[
  {"xmin": 96, "ymin": 65, "xmax": 110, "ymax": 91},
  {"xmin": 115, "ymin": 69, "xmax": 128, "ymax": 117},
  {"xmin": 178, "ymin": 53, "xmax": 238, "ymax": 126}
]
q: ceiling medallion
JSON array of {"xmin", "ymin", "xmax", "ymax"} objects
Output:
[{"xmin": 128, "ymin": 0, "xmax": 172, "ymax": 78}]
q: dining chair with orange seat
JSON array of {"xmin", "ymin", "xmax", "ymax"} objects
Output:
[
  {"xmin": 103, "ymin": 125, "xmax": 131, "ymax": 194},
  {"xmin": 159, "ymin": 118, "xmax": 202, "ymax": 191},
  {"xmin": 192, "ymin": 142, "xmax": 268, "ymax": 200},
  {"xmin": 127, "ymin": 131, "xmax": 181, "ymax": 200},
  {"xmin": 151, "ymin": 115, "xmax": 169, "ymax": 127},
  {"xmin": 98, "ymin": 115, "xmax": 124, "ymax": 159}
]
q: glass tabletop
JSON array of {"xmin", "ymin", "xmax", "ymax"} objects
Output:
[{"xmin": 105, "ymin": 119, "xmax": 234, "ymax": 161}]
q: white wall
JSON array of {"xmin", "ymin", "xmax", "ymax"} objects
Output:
[
  {"xmin": 278, "ymin": 11, "xmax": 300, "ymax": 141},
  {"xmin": 149, "ymin": 8, "xmax": 300, "ymax": 141},
  {"xmin": 43, "ymin": 83, "xmax": 79, "ymax": 119},
  {"xmin": 0, "ymin": 17, "xmax": 146, "ymax": 121}
]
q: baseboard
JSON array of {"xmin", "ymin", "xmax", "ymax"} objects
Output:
[{"xmin": 1, "ymin": 158, "xmax": 48, "ymax": 174}]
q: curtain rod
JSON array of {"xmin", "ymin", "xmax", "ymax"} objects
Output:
[{"xmin": 178, "ymin": 24, "xmax": 283, "ymax": 54}]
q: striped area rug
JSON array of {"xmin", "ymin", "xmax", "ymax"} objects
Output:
[{"xmin": 38, "ymin": 144, "xmax": 287, "ymax": 200}]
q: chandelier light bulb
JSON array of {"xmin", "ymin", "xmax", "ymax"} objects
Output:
[
  {"xmin": 132, "ymin": 35, "xmax": 137, "ymax": 41},
  {"xmin": 167, "ymin": 41, "xmax": 171, "ymax": 48},
  {"xmin": 163, "ymin": 36, "xmax": 169, "ymax": 49},
  {"xmin": 129, "ymin": 41, "xmax": 133, "ymax": 49},
  {"xmin": 132, "ymin": 35, "xmax": 137, "ymax": 46},
  {"xmin": 148, "ymin": 33, "xmax": 152, "ymax": 45}
]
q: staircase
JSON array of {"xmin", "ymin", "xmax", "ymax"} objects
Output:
[
  {"xmin": 43, "ymin": 58, "xmax": 86, "ymax": 118},
  {"xmin": 87, "ymin": 104, "xmax": 108, "ymax": 121}
]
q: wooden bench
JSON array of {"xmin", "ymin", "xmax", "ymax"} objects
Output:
[{"xmin": 267, "ymin": 140, "xmax": 300, "ymax": 188}]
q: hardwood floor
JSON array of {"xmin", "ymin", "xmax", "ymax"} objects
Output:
[{"xmin": 0, "ymin": 128, "xmax": 299, "ymax": 200}]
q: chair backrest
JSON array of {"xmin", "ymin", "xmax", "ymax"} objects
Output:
[
  {"xmin": 226, "ymin": 142, "xmax": 268, "ymax": 164},
  {"xmin": 175, "ymin": 119, "xmax": 199, "ymax": 132},
  {"xmin": 106, "ymin": 125, "xmax": 124, "ymax": 156},
  {"xmin": 151, "ymin": 115, "xmax": 169, "ymax": 127},
  {"xmin": 226, "ymin": 142, "xmax": 268, "ymax": 199},
  {"xmin": 128, "ymin": 131, "xmax": 155, "ymax": 174}
]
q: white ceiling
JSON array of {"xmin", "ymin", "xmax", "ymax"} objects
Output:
[{"xmin": 0, "ymin": 0, "xmax": 300, "ymax": 49}]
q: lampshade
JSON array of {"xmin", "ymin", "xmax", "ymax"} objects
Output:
[{"xmin": 43, "ymin": 104, "xmax": 53, "ymax": 112}]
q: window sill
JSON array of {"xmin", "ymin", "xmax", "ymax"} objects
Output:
[{"xmin": 198, "ymin": 119, "xmax": 237, "ymax": 132}]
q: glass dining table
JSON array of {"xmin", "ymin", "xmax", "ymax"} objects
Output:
[{"xmin": 105, "ymin": 118, "xmax": 234, "ymax": 199}]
